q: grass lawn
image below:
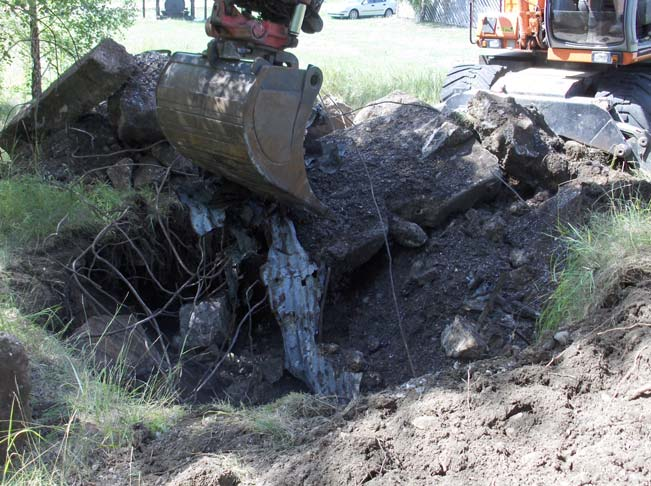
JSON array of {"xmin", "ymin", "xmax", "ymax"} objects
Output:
[
  {"xmin": 0, "ymin": 14, "xmax": 474, "ymax": 114},
  {"xmin": 118, "ymin": 14, "xmax": 474, "ymax": 107}
]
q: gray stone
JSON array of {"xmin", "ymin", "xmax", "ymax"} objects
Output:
[
  {"xmin": 108, "ymin": 51, "xmax": 169, "ymax": 146},
  {"xmin": 483, "ymin": 214, "xmax": 507, "ymax": 243},
  {"xmin": 0, "ymin": 39, "xmax": 135, "ymax": 153},
  {"xmin": 133, "ymin": 155, "xmax": 166, "ymax": 187},
  {"xmin": 466, "ymin": 91, "xmax": 568, "ymax": 189},
  {"xmin": 179, "ymin": 295, "xmax": 232, "ymax": 349},
  {"xmin": 69, "ymin": 315, "xmax": 165, "ymax": 379},
  {"xmin": 0, "ymin": 333, "xmax": 31, "ymax": 458},
  {"xmin": 389, "ymin": 140, "xmax": 501, "ymax": 229},
  {"xmin": 421, "ymin": 121, "xmax": 473, "ymax": 158},
  {"xmin": 553, "ymin": 330, "xmax": 570, "ymax": 346},
  {"xmin": 150, "ymin": 142, "xmax": 198, "ymax": 174},
  {"xmin": 389, "ymin": 216, "xmax": 428, "ymax": 248},
  {"xmin": 441, "ymin": 316, "xmax": 485, "ymax": 360},
  {"xmin": 345, "ymin": 350, "xmax": 366, "ymax": 372},
  {"xmin": 509, "ymin": 248, "xmax": 529, "ymax": 268},
  {"xmin": 260, "ymin": 357, "xmax": 285, "ymax": 384},
  {"xmin": 106, "ymin": 157, "xmax": 133, "ymax": 190}
]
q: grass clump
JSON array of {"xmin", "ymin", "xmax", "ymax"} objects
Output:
[
  {"xmin": 0, "ymin": 305, "xmax": 185, "ymax": 484},
  {"xmin": 539, "ymin": 198, "xmax": 651, "ymax": 333},
  {"xmin": 208, "ymin": 393, "xmax": 337, "ymax": 448},
  {"xmin": 0, "ymin": 176, "xmax": 127, "ymax": 247}
]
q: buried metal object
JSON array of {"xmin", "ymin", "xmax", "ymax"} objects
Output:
[{"xmin": 262, "ymin": 214, "xmax": 362, "ymax": 399}]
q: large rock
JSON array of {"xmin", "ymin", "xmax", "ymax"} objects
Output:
[
  {"xmin": 294, "ymin": 100, "xmax": 500, "ymax": 276},
  {"xmin": 441, "ymin": 316, "xmax": 485, "ymax": 360},
  {"xmin": 70, "ymin": 315, "xmax": 165, "ymax": 379},
  {"xmin": 0, "ymin": 39, "xmax": 135, "ymax": 153},
  {"xmin": 179, "ymin": 295, "xmax": 232, "ymax": 349},
  {"xmin": 0, "ymin": 333, "xmax": 31, "ymax": 457},
  {"xmin": 108, "ymin": 51, "xmax": 169, "ymax": 146},
  {"xmin": 466, "ymin": 91, "xmax": 568, "ymax": 190}
]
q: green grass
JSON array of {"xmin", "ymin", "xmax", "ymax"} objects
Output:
[
  {"xmin": 0, "ymin": 177, "xmax": 128, "ymax": 249},
  {"xmin": 207, "ymin": 393, "xmax": 337, "ymax": 448},
  {"xmin": 539, "ymin": 198, "xmax": 651, "ymax": 333},
  {"xmin": 117, "ymin": 15, "xmax": 473, "ymax": 107},
  {"xmin": 0, "ymin": 14, "xmax": 473, "ymax": 118},
  {"xmin": 0, "ymin": 304, "xmax": 185, "ymax": 484}
]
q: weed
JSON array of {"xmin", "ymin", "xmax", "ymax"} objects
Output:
[
  {"xmin": 0, "ymin": 305, "xmax": 185, "ymax": 483},
  {"xmin": 539, "ymin": 198, "xmax": 651, "ymax": 333},
  {"xmin": 207, "ymin": 393, "xmax": 337, "ymax": 448}
]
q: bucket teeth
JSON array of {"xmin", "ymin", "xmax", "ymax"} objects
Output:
[{"xmin": 156, "ymin": 52, "xmax": 327, "ymax": 213}]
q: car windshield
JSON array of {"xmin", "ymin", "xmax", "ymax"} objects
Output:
[{"xmin": 550, "ymin": 0, "xmax": 625, "ymax": 45}]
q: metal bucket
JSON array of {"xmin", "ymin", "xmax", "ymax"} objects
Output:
[{"xmin": 157, "ymin": 52, "xmax": 326, "ymax": 212}]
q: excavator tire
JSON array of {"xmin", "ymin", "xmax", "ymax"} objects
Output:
[
  {"xmin": 595, "ymin": 71, "xmax": 651, "ymax": 131},
  {"xmin": 440, "ymin": 64, "xmax": 507, "ymax": 103}
]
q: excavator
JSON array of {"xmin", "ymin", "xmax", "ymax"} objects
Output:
[
  {"xmin": 442, "ymin": 0, "xmax": 651, "ymax": 170},
  {"xmin": 157, "ymin": 0, "xmax": 651, "ymax": 214},
  {"xmin": 156, "ymin": 0, "xmax": 327, "ymax": 212}
]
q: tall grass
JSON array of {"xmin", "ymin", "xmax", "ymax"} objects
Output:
[
  {"xmin": 0, "ymin": 305, "xmax": 185, "ymax": 484},
  {"xmin": 0, "ymin": 177, "xmax": 127, "ymax": 247},
  {"xmin": 539, "ymin": 198, "xmax": 651, "ymax": 333}
]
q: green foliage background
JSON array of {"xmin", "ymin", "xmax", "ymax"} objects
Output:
[{"xmin": 0, "ymin": 0, "xmax": 136, "ymax": 89}]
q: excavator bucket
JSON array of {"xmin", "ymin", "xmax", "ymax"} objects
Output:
[{"xmin": 156, "ymin": 52, "xmax": 327, "ymax": 213}]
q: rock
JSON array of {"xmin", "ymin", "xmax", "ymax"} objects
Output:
[
  {"xmin": 553, "ymin": 330, "xmax": 570, "ymax": 346},
  {"xmin": 366, "ymin": 335, "xmax": 381, "ymax": 353},
  {"xmin": 483, "ymin": 214, "xmax": 506, "ymax": 242},
  {"xmin": 412, "ymin": 415, "xmax": 438, "ymax": 430},
  {"xmin": 179, "ymin": 294, "xmax": 232, "ymax": 349},
  {"xmin": 296, "ymin": 101, "xmax": 499, "ymax": 278},
  {"xmin": 0, "ymin": 39, "xmax": 135, "ymax": 153},
  {"xmin": 345, "ymin": 350, "xmax": 366, "ymax": 372},
  {"xmin": 108, "ymin": 51, "xmax": 169, "ymax": 146},
  {"xmin": 323, "ymin": 97, "xmax": 354, "ymax": 129},
  {"xmin": 133, "ymin": 155, "xmax": 166, "ymax": 187},
  {"xmin": 69, "ymin": 315, "xmax": 165, "ymax": 379},
  {"xmin": 441, "ymin": 316, "xmax": 485, "ymax": 360},
  {"xmin": 388, "ymin": 140, "xmax": 501, "ymax": 229},
  {"xmin": 150, "ymin": 141, "xmax": 197, "ymax": 174},
  {"xmin": 421, "ymin": 121, "xmax": 473, "ymax": 158},
  {"xmin": 260, "ymin": 356, "xmax": 285, "ymax": 384},
  {"xmin": 354, "ymin": 91, "xmax": 432, "ymax": 124},
  {"xmin": 509, "ymin": 248, "xmax": 529, "ymax": 268},
  {"xmin": 106, "ymin": 157, "xmax": 133, "ymax": 190},
  {"xmin": 466, "ymin": 91, "xmax": 568, "ymax": 189},
  {"xmin": 389, "ymin": 216, "xmax": 427, "ymax": 248},
  {"xmin": 0, "ymin": 333, "xmax": 31, "ymax": 458}
]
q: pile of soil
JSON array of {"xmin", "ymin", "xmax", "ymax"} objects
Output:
[{"xmin": 93, "ymin": 278, "xmax": 651, "ymax": 485}]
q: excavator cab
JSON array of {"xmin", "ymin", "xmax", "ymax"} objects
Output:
[{"xmin": 444, "ymin": 0, "xmax": 651, "ymax": 171}]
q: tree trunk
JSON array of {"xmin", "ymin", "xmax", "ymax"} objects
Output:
[{"xmin": 28, "ymin": 0, "xmax": 42, "ymax": 99}]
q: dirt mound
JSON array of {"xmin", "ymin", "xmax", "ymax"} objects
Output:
[{"xmin": 93, "ymin": 276, "xmax": 651, "ymax": 485}]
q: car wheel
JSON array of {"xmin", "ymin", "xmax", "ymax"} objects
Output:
[
  {"xmin": 349, "ymin": 9, "xmax": 359, "ymax": 19},
  {"xmin": 384, "ymin": 8, "xmax": 393, "ymax": 17}
]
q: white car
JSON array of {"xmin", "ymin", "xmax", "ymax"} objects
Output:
[{"xmin": 327, "ymin": 0, "xmax": 396, "ymax": 19}]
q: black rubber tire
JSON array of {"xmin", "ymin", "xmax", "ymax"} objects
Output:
[
  {"xmin": 595, "ymin": 71, "xmax": 651, "ymax": 131},
  {"xmin": 349, "ymin": 9, "xmax": 359, "ymax": 19},
  {"xmin": 384, "ymin": 8, "xmax": 393, "ymax": 17},
  {"xmin": 440, "ymin": 64, "xmax": 507, "ymax": 103}
]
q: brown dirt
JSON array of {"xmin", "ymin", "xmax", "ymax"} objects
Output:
[{"xmin": 92, "ymin": 276, "xmax": 651, "ymax": 485}]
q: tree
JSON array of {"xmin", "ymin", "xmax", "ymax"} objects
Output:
[{"xmin": 0, "ymin": 0, "xmax": 137, "ymax": 99}]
